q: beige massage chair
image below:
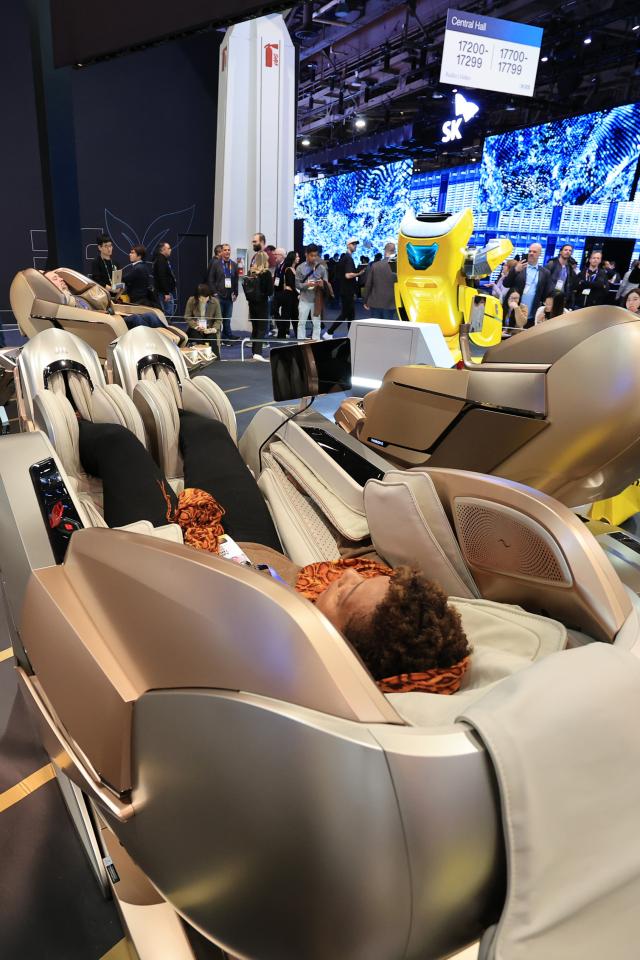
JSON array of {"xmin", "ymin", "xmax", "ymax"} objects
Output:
[
  {"xmin": 336, "ymin": 306, "xmax": 640, "ymax": 508},
  {"xmin": 10, "ymin": 267, "xmax": 188, "ymax": 360},
  {"xmin": 3, "ymin": 327, "xmax": 640, "ymax": 959}
]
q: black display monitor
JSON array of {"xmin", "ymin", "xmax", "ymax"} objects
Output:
[{"xmin": 270, "ymin": 338, "xmax": 352, "ymax": 402}]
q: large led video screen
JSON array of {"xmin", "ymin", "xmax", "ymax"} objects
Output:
[
  {"xmin": 479, "ymin": 102, "xmax": 640, "ymax": 209},
  {"xmin": 294, "ymin": 160, "xmax": 413, "ymax": 255}
]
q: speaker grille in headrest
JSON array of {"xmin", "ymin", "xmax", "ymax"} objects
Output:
[{"xmin": 453, "ymin": 497, "xmax": 572, "ymax": 585}]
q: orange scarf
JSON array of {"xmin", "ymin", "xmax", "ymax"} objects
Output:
[
  {"xmin": 161, "ymin": 483, "xmax": 225, "ymax": 553},
  {"xmin": 295, "ymin": 557, "xmax": 393, "ymax": 600},
  {"xmin": 377, "ymin": 657, "xmax": 470, "ymax": 696}
]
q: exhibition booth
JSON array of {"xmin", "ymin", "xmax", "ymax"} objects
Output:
[{"xmin": 1, "ymin": 2, "xmax": 640, "ymax": 959}]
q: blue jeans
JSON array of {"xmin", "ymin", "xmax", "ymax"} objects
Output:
[
  {"xmin": 159, "ymin": 293, "xmax": 175, "ymax": 317},
  {"xmin": 219, "ymin": 297, "xmax": 234, "ymax": 338},
  {"xmin": 124, "ymin": 312, "xmax": 166, "ymax": 330},
  {"xmin": 369, "ymin": 308, "xmax": 397, "ymax": 320},
  {"xmin": 0, "ymin": 322, "xmax": 5, "ymax": 348}
]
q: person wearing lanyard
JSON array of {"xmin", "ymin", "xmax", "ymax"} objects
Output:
[
  {"xmin": 208, "ymin": 243, "xmax": 239, "ymax": 340},
  {"xmin": 545, "ymin": 244, "xmax": 578, "ymax": 307},
  {"xmin": 271, "ymin": 248, "xmax": 287, "ymax": 334},
  {"xmin": 503, "ymin": 243, "xmax": 551, "ymax": 327},
  {"xmin": 90, "ymin": 233, "xmax": 120, "ymax": 290},
  {"xmin": 575, "ymin": 251, "xmax": 610, "ymax": 308}
]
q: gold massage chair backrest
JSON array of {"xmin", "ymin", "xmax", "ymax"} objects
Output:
[
  {"xmin": 350, "ymin": 306, "xmax": 640, "ymax": 507},
  {"xmin": 10, "ymin": 268, "xmax": 128, "ymax": 359}
]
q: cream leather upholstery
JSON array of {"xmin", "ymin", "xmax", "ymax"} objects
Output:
[
  {"xmin": 109, "ymin": 326, "xmax": 237, "ymax": 482},
  {"xmin": 10, "ymin": 267, "xmax": 187, "ymax": 359},
  {"xmin": 15, "ymin": 328, "xmax": 182, "ymax": 540}
]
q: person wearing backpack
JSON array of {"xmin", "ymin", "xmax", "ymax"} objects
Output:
[{"xmin": 243, "ymin": 252, "xmax": 273, "ymax": 361}]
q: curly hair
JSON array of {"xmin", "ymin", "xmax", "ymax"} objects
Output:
[{"xmin": 342, "ymin": 566, "xmax": 470, "ymax": 680}]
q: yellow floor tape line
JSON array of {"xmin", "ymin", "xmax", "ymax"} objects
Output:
[
  {"xmin": 0, "ymin": 763, "xmax": 55, "ymax": 814},
  {"xmin": 99, "ymin": 937, "xmax": 136, "ymax": 960},
  {"xmin": 0, "ymin": 646, "xmax": 13, "ymax": 664}
]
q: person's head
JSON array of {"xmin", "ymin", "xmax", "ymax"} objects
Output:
[
  {"xmin": 221, "ymin": 243, "xmax": 231, "ymax": 261},
  {"xmin": 196, "ymin": 283, "xmax": 211, "ymax": 301},
  {"xmin": 97, "ymin": 234, "xmax": 113, "ymax": 259},
  {"xmin": 305, "ymin": 243, "xmax": 320, "ymax": 266},
  {"xmin": 507, "ymin": 290, "xmax": 521, "ymax": 311},
  {"xmin": 625, "ymin": 289, "xmax": 640, "ymax": 314},
  {"xmin": 274, "ymin": 247, "xmax": 286, "ymax": 264},
  {"xmin": 604, "ymin": 259, "xmax": 615, "ymax": 270},
  {"xmin": 250, "ymin": 251, "xmax": 269, "ymax": 274},
  {"xmin": 558, "ymin": 244, "xmax": 573, "ymax": 262},
  {"xmin": 384, "ymin": 242, "xmax": 396, "ymax": 258},
  {"xmin": 545, "ymin": 291, "xmax": 565, "ymax": 317},
  {"xmin": 129, "ymin": 244, "xmax": 146, "ymax": 263},
  {"xmin": 315, "ymin": 566, "xmax": 470, "ymax": 679},
  {"xmin": 44, "ymin": 269, "xmax": 69, "ymax": 294},
  {"xmin": 374, "ymin": 252, "xmax": 383, "ymax": 261},
  {"xmin": 214, "ymin": 244, "xmax": 223, "ymax": 259},
  {"xmin": 158, "ymin": 241, "xmax": 172, "ymax": 258},
  {"xmin": 588, "ymin": 250, "xmax": 602, "ymax": 270},
  {"xmin": 527, "ymin": 243, "xmax": 542, "ymax": 266},
  {"xmin": 346, "ymin": 237, "xmax": 359, "ymax": 255},
  {"xmin": 283, "ymin": 250, "xmax": 297, "ymax": 270},
  {"xmin": 252, "ymin": 232, "xmax": 266, "ymax": 252}
]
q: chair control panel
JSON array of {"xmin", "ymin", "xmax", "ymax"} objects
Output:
[
  {"xmin": 30, "ymin": 458, "xmax": 84, "ymax": 564},
  {"xmin": 301, "ymin": 426, "xmax": 385, "ymax": 486}
]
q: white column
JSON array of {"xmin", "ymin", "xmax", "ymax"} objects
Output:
[{"xmin": 214, "ymin": 14, "xmax": 296, "ymax": 331}]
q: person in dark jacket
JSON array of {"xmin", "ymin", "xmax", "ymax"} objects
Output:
[
  {"xmin": 122, "ymin": 245, "xmax": 157, "ymax": 306},
  {"xmin": 90, "ymin": 234, "xmax": 120, "ymax": 289},
  {"xmin": 276, "ymin": 251, "xmax": 299, "ymax": 339},
  {"xmin": 325, "ymin": 238, "xmax": 364, "ymax": 337},
  {"xmin": 545, "ymin": 244, "xmax": 578, "ymax": 307},
  {"xmin": 153, "ymin": 242, "xmax": 177, "ymax": 316},
  {"xmin": 243, "ymin": 252, "xmax": 274, "ymax": 361},
  {"xmin": 502, "ymin": 243, "xmax": 552, "ymax": 326},
  {"xmin": 207, "ymin": 243, "xmax": 239, "ymax": 340},
  {"xmin": 574, "ymin": 251, "xmax": 609, "ymax": 308}
]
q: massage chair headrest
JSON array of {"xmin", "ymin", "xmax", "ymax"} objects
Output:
[
  {"xmin": 483, "ymin": 305, "xmax": 635, "ymax": 365},
  {"xmin": 55, "ymin": 269, "xmax": 113, "ymax": 312},
  {"xmin": 16, "ymin": 268, "xmax": 67, "ymax": 306}
]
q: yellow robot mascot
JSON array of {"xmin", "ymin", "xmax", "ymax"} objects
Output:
[{"xmin": 395, "ymin": 207, "xmax": 513, "ymax": 362}]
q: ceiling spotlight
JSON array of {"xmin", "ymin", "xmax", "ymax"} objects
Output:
[
  {"xmin": 633, "ymin": 22, "xmax": 640, "ymax": 31},
  {"xmin": 541, "ymin": 55, "xmax": 548, "ymax": 62},
  {"xmin": 301, "ymin": 138, "xmax": 311, "ymax": 147},
  {"xmin": 355, "ymin": 117, "xmax": 367, "ymax": 129},
  {"xmin": 583, "ymin": 36, "xmax": 592, "ymax": 44}
]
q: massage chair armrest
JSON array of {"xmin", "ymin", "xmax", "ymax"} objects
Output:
[
  {"xmin": 119, "ymin": 303, "xmax": 166, "ymax": 324},
  {"xmin": 459, "ymin": 323, "xmax": 550, "ymax": 374},
  {"xmin": 42, "ymin": 302, "xmax": 128, "ymax": 335}
]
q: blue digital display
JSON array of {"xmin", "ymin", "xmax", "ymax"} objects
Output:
[
  {"xmin": 294, "ymin": 159, "xmax": 413, "ymax": 255},
  {"xmin": 479, "ymin": 103, "xmax": 640, "ymax": 209},
  {"xmin": 295, "ymin": 102, "xmax": 640, "ymax": 262}
]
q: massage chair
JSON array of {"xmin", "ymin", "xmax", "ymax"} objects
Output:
[
  {"xmin": 335, "ymin": 306, "xmax": 640, "ymax": 509},
  {"xmin": 10, "ymin": 267, "xmax": 188, "ymax": 360},
  {"xmin": 4, "ymin": 327, "xmax": 640, "ymax": 959}
]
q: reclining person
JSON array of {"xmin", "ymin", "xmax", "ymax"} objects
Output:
[
  {"xmin": 77, "ymin": 413, "xmax": 471, "ymax": 694},
  {"xmin": 44, "ymin": 270, "xmax": 175, "ymax": 337}
]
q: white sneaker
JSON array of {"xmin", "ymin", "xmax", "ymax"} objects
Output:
[
  {"xmin": 252, "ymin": 354, "xmax": 269, "ymax": 362},
  {"xmin": 322, "ymin": 332, "xmax": 333, "ymax": 340}
]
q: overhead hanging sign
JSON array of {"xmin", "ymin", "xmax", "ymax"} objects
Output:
[{"xmin": 440, "ymin": 8, "xmax": 543, "ymax": 97}]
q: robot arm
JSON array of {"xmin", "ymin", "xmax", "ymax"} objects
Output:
[{"xmin": 463, "ymin": 237, "xmax": 514, "ymax": 279}]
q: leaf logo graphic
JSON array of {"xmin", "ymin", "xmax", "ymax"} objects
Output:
[{"xmin": 104, "ymin": 205, "xmax": 196, "ymax": 257}]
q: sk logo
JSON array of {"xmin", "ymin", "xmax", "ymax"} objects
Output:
[
  {"xmin": 103, "ymin": 206, "xmax": 196, "ymax": 259},
  {"xmin": 265, "ymin": 42, "xmax": 279, "ymax": 68},
  {"xmin": 441, "ymin": 92, "xmax": 480, "ymax": 143}
]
